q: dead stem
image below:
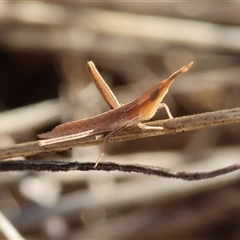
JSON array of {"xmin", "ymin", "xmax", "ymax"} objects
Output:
[
  {"xmin": 0, "ymin": 160, "xmax": 239, "ymax": 181},
  {"xmin": 0, "ymin": 108, "xmax": 239, "ymax": 161}
]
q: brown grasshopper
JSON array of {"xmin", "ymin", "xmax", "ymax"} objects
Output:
[{"xmin": 38, "ymin": 61, "xmax": 193, "ymax": 167}]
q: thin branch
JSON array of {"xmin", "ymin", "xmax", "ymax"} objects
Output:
[
  {"xmin": 0, "ymin": 108, "xmax": 239, "ymax": 161},
  {"xmin": 0, "ymin": 160, "xmax": 239, "ymax": 181}
]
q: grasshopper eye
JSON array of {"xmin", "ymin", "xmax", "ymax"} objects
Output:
[{"xmin": 149, "ymin": 88, "xmax": 160, "ymax": 102}]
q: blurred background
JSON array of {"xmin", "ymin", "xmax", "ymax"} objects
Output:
[{"xmin": 0, "ymin": 1, "xmax": 240, "ymax": 239}]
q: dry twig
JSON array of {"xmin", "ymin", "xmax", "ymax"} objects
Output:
[
  {"xmin": 0, "ymin": 160, "xmax": 240, "ymax": 181},
  {"xmin": 0, "ymin": 108, "xmax": 239, "ymax": 160},
  {"xmin": 0, "ymin": 108, "xmax": 239, "ymax": 181}
]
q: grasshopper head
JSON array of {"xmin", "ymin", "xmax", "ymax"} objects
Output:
[{"xmin": 138, "ymin": 62, "xmax": 193, "ymax": 121}]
